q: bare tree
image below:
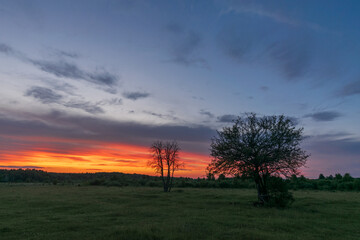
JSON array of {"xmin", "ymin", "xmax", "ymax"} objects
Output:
[
  {"xmin": 149, "ymin": 140, "xmax": 183, "ymax": 192},
  {"xmin": 208, "ymin": 113, "xmax": 308, "ymax": 204}
]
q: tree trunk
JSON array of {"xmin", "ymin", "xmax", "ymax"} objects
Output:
[
  {"xmin": 168, "ymin": 165, "xmax": 175, "ymax": 192},
  {"xmin": 255, "ymin": 176, "xmax": 269, "ymax": 204}
]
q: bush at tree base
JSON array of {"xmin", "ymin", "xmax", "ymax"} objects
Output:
[{"xmin": 265, "ymin": 177, "xmax": 294, "ymax": 208}]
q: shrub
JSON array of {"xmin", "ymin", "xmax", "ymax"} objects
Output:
[
  {"xmin": 354, "ymin": 179, "xmax": 360, "ymax": 190},
  {"xmin": 266, "ymin": 177, "xmax": 294, "ymax": 208},
  {"xmin": 89, "ymin": 178, "xmax": 105, "ymax": 186}
]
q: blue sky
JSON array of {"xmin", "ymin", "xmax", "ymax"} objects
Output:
[{"xmin": 0, "ymin": 0, "xmax": 359, "ymax": 177}]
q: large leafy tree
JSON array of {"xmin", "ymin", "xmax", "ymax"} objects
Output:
[{"xmin": 208, "ymin": 113, "xmax": 308, "ymax": 203}]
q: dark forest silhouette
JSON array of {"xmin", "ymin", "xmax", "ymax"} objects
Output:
[{"xmin": 1, "ymin": 169, "xmax": 359, "ymax": 192}]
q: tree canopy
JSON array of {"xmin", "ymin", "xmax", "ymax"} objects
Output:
[{"xmin": 208, "ymin": 113, "xmax": 309, "ymax": 204}]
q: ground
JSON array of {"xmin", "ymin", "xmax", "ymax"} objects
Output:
[{"xmin": 0, "ymin": 185, "xmax": 359, "ymax": 240}]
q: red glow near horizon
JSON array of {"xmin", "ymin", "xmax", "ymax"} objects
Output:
[
  {"xmin": 0, "ymin": 135, "xmax": 211, "ymax": 178},
  {"xmin": 0, "ymin": 135, "xmax": 317, "ymax": 178}
]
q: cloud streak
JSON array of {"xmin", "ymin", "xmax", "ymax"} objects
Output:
[
  {"xmin": 165, "ymin": 23, "xmax": 209, "ymax": 68},
  {"xmin": 123, "ymin": 91, "xmax": 150, "ymax": 100},
  {"xmin": 336, "ymin": 80, "xmax": 360, "ymax": 97},
  {"xmin": 30, "ymin": 59, "xmax": 119, "ymax": 89},
  {"xmin": 218, "ymin": 26, "xmax": 313, "ymax": 80},
  {"xmin": 217, "ymin": 114, "xmax": 237, "ymax": 123},
  {"xmin": 25, "ymin": 86, "xmax": 63, "ymax": 104},
  {"xmin": 25, "ymin": 86, "xmax": 105, "ymax": 114},
  {"xmin": 304, "ymin": 111, "xmax": 342, "ymax": 122},
  {"xmin": 223, "ymin": 2, "xmax": 339, "ymax": 35},
  {"xmin": 0, "ymin": 42, "xmax": 120, "ymax": 92},
  {"xmin": 199, "ymin": 109, "xmax": 214, "ymax": 118}
]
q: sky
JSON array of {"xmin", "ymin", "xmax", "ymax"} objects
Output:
[{"xmin": 0, "ymin": 0, "xmax": 360, "ymax": 178}]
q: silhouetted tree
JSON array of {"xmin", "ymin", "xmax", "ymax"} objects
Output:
[
  {"xmin": 335, "ymin": 173, "xmax": 343, "ymax": 180},
  {"xmin": 208, "ymin": 113, "xmax": 308, "ymax": 204},
  {"xmin": 318, "ymin": 174, "xmax": 325, "ymax": 179},
  {"xmin": 206, "ymin": 171, "xmax": 215, "ymax": 181},
  {"xmin": 218, "ymin": 173, "xmax": 226, "ymax": 181},
  {"xmin": 343, "ymin": 173, "xmax": 353, "ymax": 182},
  {"xmin": 148, "ymin": 140, "xmax": 183, "ymax": 192}
]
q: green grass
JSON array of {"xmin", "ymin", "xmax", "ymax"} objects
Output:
[{"xmin": 0, "ymin": 185, "xmax": 359, "ymax": 240}]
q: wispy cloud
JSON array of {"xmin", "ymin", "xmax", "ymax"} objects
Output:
[
  {"xmin": 218, "ymin": 27, "xmax": 312, "ymax": 80},
  {"xmin": 165, "ymin": 23, "xmax": 209, "ymax": 68},
  {"xmin": 123, "ymin": 91, "xmax": 150, "ymax": 100},
  {"xmin": 142, "ymin": 111, "xmax": 178, "ymax": 121},
  {"xmin": 97, "ymin": 98, "xmax": 123, "ymax": 106},
  {"xmin": 336, "ymin": 80, "xmax": 360, "ymax": 97},
  {"xmin": 53, "ymin": 49, "xmax": 79, "ymax": 59},
  {"xmin": 63, "ymin": 100, "xmax": 105, "ymax": 114},
  {"xmin": 304, "ymin": 111, "xmax": 342, "ymax": 122},
  {"xmin": 30, "ymin": 60, "xmax": 84, "ymax": 79},
  {"xmin": 199, "ymin": 109, "xmax": 214, "ymax": 118},
  {"xmin": 0, "ymin": 43, "xmax": 120, "ymax": 92},
  {"xmin": 223, "ymin": 3, "xmax": 339, "ymax": 35},
  {"xmin": 30, "ymin": 60, "xmax": 119, "ymax": 88},
  {"xmin": 25, "ymin": 86, "xmax": 63, "ymax": 104},
  {"xmin": 0, "ymin": 43, "xmax": 14, "ymax": 55},
  {"xmin": 217, "ymin": 114, "xmax": 237, "ymax": 123},
  {"xmin": 25, "ymin": 86, "xmax": 105, "ymax": 115}
]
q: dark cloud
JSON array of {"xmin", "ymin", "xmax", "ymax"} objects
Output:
[
  {"xmin": 304, "ymin": 111, "xmax": 342, "ymax": 122},
  {"xmin": 123, "ymin": 91, "xmax": 150, "ymax": 100},
  {"xmin": 0, "ymin": 110, "xmax": 215, "ymax": 154},
  {"xmin": 30, "ymin": 60, "xmax": 84, "ymax": 79},
  {"xmin": 25, "ymin": 86, "xmax": 63, "ymax": 104},
  {"xmin": 25, "ymin": 86, "xmax": 105, "ymax": 114},
  {"xmin": 217, "ymin": 114, "xmax": 237, "ymax": 123},
  {"xmin": 337, "ymin": 80, "xmax": 360, "ymax": 97},
  {"xmin": 199, "ymin": 110, "xmax": 214, "ymax": 118},
  {"xmin": 88, "ymin": 71, "xmax": 118, "ymax": 87},
  {"xmin": 30, "ymin": 60, "xmax": 119, "ymax": 88}
]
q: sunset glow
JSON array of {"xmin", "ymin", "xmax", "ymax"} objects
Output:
[{"xmin": 0, "ymin": 135, "xmax": 210, "ymax": 177}]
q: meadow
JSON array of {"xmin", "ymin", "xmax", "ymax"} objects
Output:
[{"xmin": 0, "ymin": 185, "xmax": 359, "ymax": 240}]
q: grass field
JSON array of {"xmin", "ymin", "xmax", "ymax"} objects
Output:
[{"xmin": 0, "ymin": 185, "xmax": 359, "ymax": 240}]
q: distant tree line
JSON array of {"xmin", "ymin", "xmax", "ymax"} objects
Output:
[{"xmin": 1, "ymin": 169, "xmax": 359, "ymax": 191}]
